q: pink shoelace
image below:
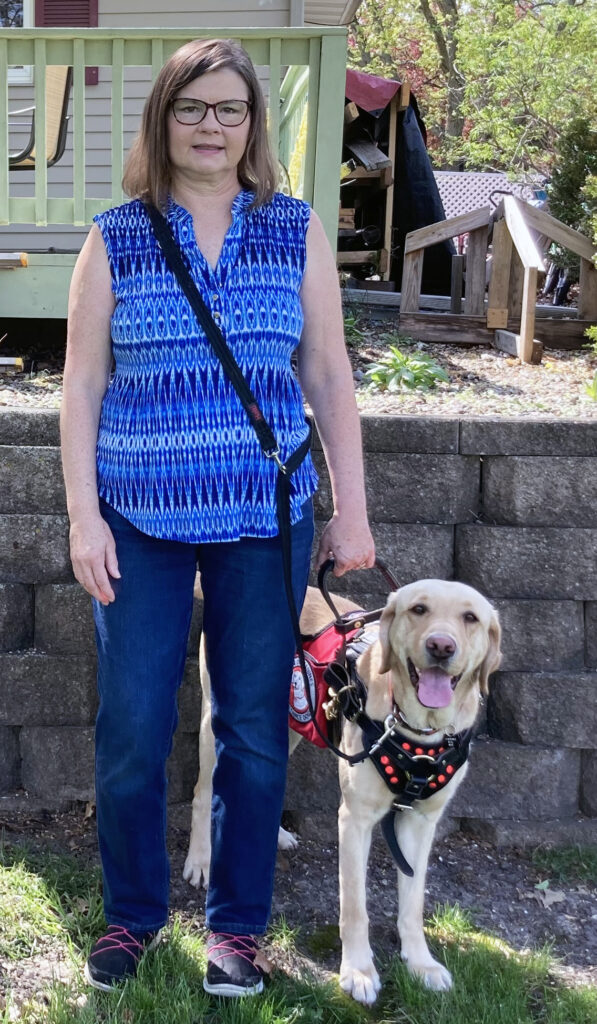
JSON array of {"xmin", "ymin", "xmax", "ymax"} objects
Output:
[
  {"xmin": 94, "ymin": 925, "xmax": 145, "ymax": 962},
  {"xmin": 208, "ymin": 933, "xmax": 258, "ymax": 966}
]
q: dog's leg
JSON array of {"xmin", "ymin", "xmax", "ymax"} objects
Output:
[
  {"xmin": 277, "ymin": 730, "xmax": 302, "ymax": 851},
  {"xmin": 183, "ymin": 637, "xmax": 215, "ymax": 888},
  {"xmin": 184, "ymin": 641, "xmax": 302, "ymax": 886},
  {"xmin": 338, "ymin": 798, "xmax": 381, "ymax": 1005},
  {"xmin": 395, "ymin": 808, "xmax": 452, "ymax": 991}
]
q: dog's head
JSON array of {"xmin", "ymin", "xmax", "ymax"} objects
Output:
[{"xmin": 377, "ymin": 580, "xmax": 502, "ymax": 723}]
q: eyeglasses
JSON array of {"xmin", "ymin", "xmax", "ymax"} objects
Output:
[{"xmin": 171, "ymin": 98, "xmax": 251, "ymax": 127}]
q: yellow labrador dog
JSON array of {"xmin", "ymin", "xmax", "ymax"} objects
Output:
[{"xmin": 184, "ymin": 578, "xmax": 502, "ymax": 1005}]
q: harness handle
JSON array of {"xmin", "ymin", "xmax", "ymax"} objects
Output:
[{"xmin": 317, "ymin": 557, "xmax": 400, "ymax": 620}]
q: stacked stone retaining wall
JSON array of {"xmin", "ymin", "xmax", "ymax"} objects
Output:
[{"xmin": 1, "ymin": 409, "xmax": 596, "ymax": 846}]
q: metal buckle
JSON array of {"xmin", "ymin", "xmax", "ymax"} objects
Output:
[
  {"xmin": 368, "ymin": 713, "xmax": 397, "ymax": 756},
  {"xmin": 265, "ymin": 447, "xmax": 287, "ymax": 474}
]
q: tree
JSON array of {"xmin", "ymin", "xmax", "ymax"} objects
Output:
[{"xmin": 349, "ymin": 0, "xmax": 596, "ymax": 175}]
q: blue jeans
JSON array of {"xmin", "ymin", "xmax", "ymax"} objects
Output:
[{"xmin": 92, "ymin": 497, "xmax": 314, "ymax": 936}]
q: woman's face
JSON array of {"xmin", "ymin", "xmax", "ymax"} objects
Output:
[{"xmin": 167, "ymin": 68, "xmax": 251, "ymax": 188}]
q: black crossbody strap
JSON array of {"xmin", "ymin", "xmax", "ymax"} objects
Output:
[{"xmin": 145, "ymin": 203, "xmax": 280, "ymax": 457}]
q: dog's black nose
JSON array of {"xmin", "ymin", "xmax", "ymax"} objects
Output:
[{"xmin": 426, "ymin": 634, "xmax": 456, "ymax": 660}]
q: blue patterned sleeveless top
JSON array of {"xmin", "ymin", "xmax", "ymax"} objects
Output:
[{"xmin": 93, "ymin": 191, "xmax": 318, "ymax": 543}]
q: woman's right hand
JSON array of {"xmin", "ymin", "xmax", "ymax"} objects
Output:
[{"xmin": 69, "ymin": 513, "xmax": 120, "ymax": 605}]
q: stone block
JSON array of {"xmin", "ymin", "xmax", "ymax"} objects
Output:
[
  {"xmin": 450, "ymin": 738, "xmax": 580, "ymax": 820},
  {"xmin": 0, "ymin": 409, "xmax": 60, "ymax": 447},
  {"xmin": 0, "ymin": 653, "xmax": 97, "ymax": 726},
  {"xmin": 460, "ymin": 419, "xmax": 597, "ymax": 456},
  {"xmin": 483, "ymin": 457, "xmax": 597, "ymax": 527},
  {"xmin": 187, "ymin": 598, "xmax": 202, "ymax": 656},
  {"xmin": 177, "ymin": 658, "xmax": 201, "ymax": 732},
  {"xmin": 359, "ymin": 416, "xmax": 459, "ymax": 454},
  {"xmin": 580, "ymin": 751, "xmax": 597, "ymax": 816},
  {"xmin": 0, "ymin": 447, "xmax": 66, "ymax": 514},
  {"xmin": 311, "ymin": 521, "xmax": 454, "ymax": 608},
  {"xmin": 20, "ymin": 726, "xmax": 95, "ymax": 801},
  {"xmin": 0, "ymin": 726, "xmax": 20, "ymax": 792},
  {"xmin": 313, "ymin": 451, "xmax": 479, "ymax": 524},
  {"xmin": 586, "ymin": 603, "xmax": 597, "ymax": 669},
  {"xmin": 456, "ymin": 526, "xmax": 597, "ymax": 600},
  {"xmin": 462, "ymin": 816, "xmax": 597, "ymax": 848},
  {"xmin": 488, "ymin": 672, "xmax": 597, "ymax": 747},
  {"xmin": 0, "ymin": 583, "xmax": 34, "ymax": 651},
  {"xmin": 34, "ymin": 584, "xmax": 95, "ymax": 654},
  {"xmin": 167, "ymin": 729, "xmax": 198, "ymax": 803},
  {"xmin": 0, "ymin": 515, "xmax": 72, "ymax": 584},
  {"xmin": 284, "ymin": 739, "xmax": 340, "ymax": 820},
  {"xmin": 494, "ymin": 600, "xmax": 584, "ymax": 672}
]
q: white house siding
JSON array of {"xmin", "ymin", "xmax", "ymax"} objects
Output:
[
  {"xmin": 304, "ymin": 0, "xmax": 359, "ymax": 25},
  {"xmin": 2, "ymin": 0, "xmax": 295, "ymax": 253}
]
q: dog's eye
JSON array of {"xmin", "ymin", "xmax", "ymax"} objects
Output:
[
  {"xmin": 463, "ymin": 611, "xmax": 478, "ymax": 623},
  {"xmin": 411, "ymin": 604, "xmax": 428, "ymax": 616}
]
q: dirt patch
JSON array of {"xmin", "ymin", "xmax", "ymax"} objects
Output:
[
  {"xmin": 1, "ymin": 321, "xmax": 596, "ymax": 418},
  {"xmin": 1, "ymin": 803, "xmax": 596, "ymax": 1011}
]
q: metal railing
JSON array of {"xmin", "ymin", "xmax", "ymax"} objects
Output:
[{"xmin": 1, "ymin": 27, "xmax": 347, "ymax": 245}]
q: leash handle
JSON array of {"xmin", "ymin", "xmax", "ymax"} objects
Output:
[{"xmin": 317, "ymin": 557, "xmax": 400, "ymax": 619}]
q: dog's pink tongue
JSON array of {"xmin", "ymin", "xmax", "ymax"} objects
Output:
[{"xmin": 417, "ymin": 667, "xmax": 454, "ymax": 708}]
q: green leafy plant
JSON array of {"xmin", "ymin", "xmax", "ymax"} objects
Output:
[
  {"xmin": 343, "ymin": 313, "xmax": 366, "ymax": 347},
  {"xmin": 364, "ymin": 345, "xmax": 449, "ymax": 392},
  {"xmin": 585, "ymin": 369, "xmax": 597, "ymax": 402}
]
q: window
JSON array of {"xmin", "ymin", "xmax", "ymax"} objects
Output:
[{"xmin": 3, "ymin": 0, "xmax": 33, "ymax": 84}]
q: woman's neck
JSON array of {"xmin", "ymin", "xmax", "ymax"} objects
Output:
[{"xmin": 171, "ymin": 173, "xmax": 242, "ymax": 214}]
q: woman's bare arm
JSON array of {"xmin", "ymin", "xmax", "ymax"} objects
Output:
[
  {"xmin": 60, "ymin": 224, "xmax": 119, "ymax": 604},
  {"xmin": 297, "ymin": 210, "xmax": 375, "ymax": 576}
]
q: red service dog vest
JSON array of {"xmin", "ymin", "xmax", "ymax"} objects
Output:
[{"xmin": 288, "ymin": 621, "xmax": 363, "ymax": 748}]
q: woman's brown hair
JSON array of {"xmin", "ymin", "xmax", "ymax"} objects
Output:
[{"xmin": 123, "ymin": 38, "xmax": 279, "ymax": 207}]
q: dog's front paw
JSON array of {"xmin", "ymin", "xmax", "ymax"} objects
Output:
[
  {"xmin": 404, "ymin": 956, "xmax": 452, "ymax": 991},
  {"xmin": 182, "ymin": 847, "xmax": 210, "ymax": 889},
  {"xmin": 278, "ymin": 826, "xmax": 299, "ymax": 851},
  {"xmin": 339, "ymin": 963, "xmax": 381, "ymax": 1005}
]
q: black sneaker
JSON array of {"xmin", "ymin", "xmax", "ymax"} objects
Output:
[
  {"xmin": 84, "ymin": 925, "xmax": 162, "ymax": 991},
  {"xmin": 203, "ymin": 932, "xmax": 264, "ymax": 997}
]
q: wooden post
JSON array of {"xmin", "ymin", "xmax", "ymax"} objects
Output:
[
  {"xmin": 487, "ymin": 218, "xmax": 512, "ymax": 328},
  {"xmin": 519, "ymin": 266, "xmax": 538, "ymax": 363},
  {"xmin": 508, "ymin": 249, "xmax": 524, "ymax": 319},
  {"xmin": 578, "ymin": 258, "xmax": 597, "ymax": 321},
  {"xmin": 382, "ymin": 95, "xmax": 398, "ymax": 281},
  {"xmin": 450, "ymin": 254, "xmax": 464, "ymax": 313},
  {"xmin": 464, "ymin": 226, "xmax": 489, "ymax": 315},
  {"xmin": 400, "ymin": 250, "xmax": 424, "ymax": 313}
]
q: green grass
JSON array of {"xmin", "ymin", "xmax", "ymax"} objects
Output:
[
  {"xmin": 531, "ymin": 844, "xmax": 597, "ymax": 885},
  {"xmin": 1, "ymin": 842, "xmax": 596, "ymax": 1024}
]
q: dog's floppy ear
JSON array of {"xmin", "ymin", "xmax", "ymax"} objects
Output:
[
  {"xmin": 378, "ymin": 592, "xmax": 400, "ymax": 674},
  {"xmin": 479, "ymin": 608, "xmax": 502, "ymax": 695}
]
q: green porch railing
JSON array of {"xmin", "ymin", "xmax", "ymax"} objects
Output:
[{"xmin": 0, "ymin": 27, "xmax": 347, "ymax": 247}]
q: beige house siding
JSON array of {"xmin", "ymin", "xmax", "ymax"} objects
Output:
[
  {"xmin": 304, "ymin": 0, "xmax": 359, "ymax": 25},
  {"xmin": 3, "ymin": 0, "xmax": 298, "ymax": 252}
]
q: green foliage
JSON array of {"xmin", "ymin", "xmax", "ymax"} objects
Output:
[
  {"xmin": 547, "ymin": 118, "xmax": 597, "ymax": 272},
  {"xmin": 349, "ymin": 1, "xmax": 597, "ymax": 175},
  {"xmin": 585, "ymin": 369, "xmax": 597, "ymax": 402},
  {"xmin": 531, "ymin": 845, "xmax": 597, "ymax": 885},
  {"xmin": 342, "ymin": 313, "xmax": 366, "ymax": 347},
  {"xmin": 364, "ymin": 343, "xmax": 449, "ymax": 392}
]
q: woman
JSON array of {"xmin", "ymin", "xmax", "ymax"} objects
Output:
[{"xmin": 61, "ymin": 38, "xmax": 374, "ymax": 998}]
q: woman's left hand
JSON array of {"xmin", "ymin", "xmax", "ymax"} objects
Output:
[{"xmin": 315, "ymin": 512, "xmax": 375, "ymax": 576}]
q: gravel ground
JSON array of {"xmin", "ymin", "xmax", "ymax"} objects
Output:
[{"xmin": 1, "ymin": 323, "xmax": 596, "ymax": 417}]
